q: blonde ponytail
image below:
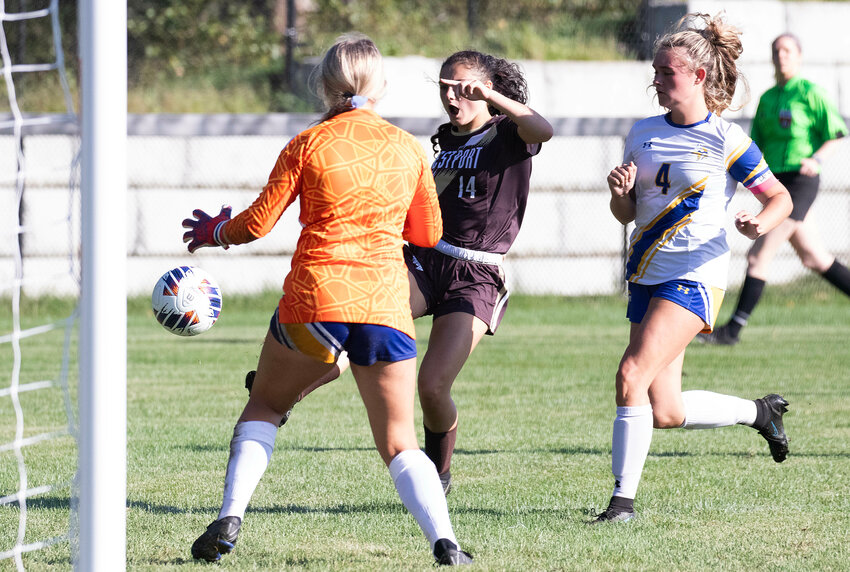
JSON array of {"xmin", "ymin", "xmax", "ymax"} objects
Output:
[{"xmin": 656, "ymin": 13, "xmax": 749, "ymax": 114}]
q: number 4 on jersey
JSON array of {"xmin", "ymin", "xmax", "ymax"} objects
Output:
[{"xmin": 655, "ymin": 163, "xmax": 671, "ymax": 195}]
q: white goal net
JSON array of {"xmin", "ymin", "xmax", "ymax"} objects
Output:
[
  {"xmin": 1, "ymin": 1, "xmax": 126, "ymax": 569},
  {"xmin": 1, "ymin": 1, "xmax": 80, "ymax": 568}
]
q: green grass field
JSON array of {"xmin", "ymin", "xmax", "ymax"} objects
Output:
[{"xmin": 2, "ymin": 282, "xmax": 849, "ymax": 570}]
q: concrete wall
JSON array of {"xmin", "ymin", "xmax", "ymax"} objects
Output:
[
  {"xmin": 3, "ymin": 0, "xmax": 850, "ymax": 298},
  {"xmin": 4, "ymin": 122, "xmax": 849, "ymax": 299}
]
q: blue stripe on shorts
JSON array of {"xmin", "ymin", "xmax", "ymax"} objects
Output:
[
  {"xmin": 627, "ymin": 279, "xmax": 725, "ymax": 333},
  {"xmin": 269, "ymin": 308, "xmax": 416, "ymax": 366}
]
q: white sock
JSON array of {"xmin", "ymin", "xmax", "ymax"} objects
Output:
[
  {"xmin": 680, "ymin": 390, "xmax": 757, "ymax": 429},
  {"xmin": 611, "ymin": 404, "xmax": 653, "ymax": 500},
  {"xmin": 388, "ymin": 449, "xmax": 457, "ymax": 550},
  {"xmin": 218, "ymin": 420, "xmax": 278, "ymax": 520}
]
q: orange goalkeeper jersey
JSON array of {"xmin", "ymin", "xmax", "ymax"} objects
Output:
[{"xmin": 222, "ymin": 108, "xmax": 442, "ymax": 338}]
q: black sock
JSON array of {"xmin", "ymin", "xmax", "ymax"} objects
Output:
[
  {"xmin": 424, "ymin": 424, "xmax": 456, "ymax": 477},
  {"xmin": 753, "ymin": 397, "xmax": 768, "ymax": 430},
  {"xmin": 821, "ymin": 260, "xmax": 850, "ymax": 297},
  {"xmin": 609, "ymin": 495, "xmax": 634, "ymax": 512},
  {"xmin": 727, "ymin": 275, "xmax": 766, "ymax": 338}
]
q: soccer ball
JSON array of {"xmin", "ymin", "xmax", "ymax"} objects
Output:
[{"xmin": 151, "ymin": 266, "xmax": 222, "ymax": 336}]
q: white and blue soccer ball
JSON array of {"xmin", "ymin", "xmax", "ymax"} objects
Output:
[{"xmin": 151, "ymin": 266, "xmax": 222, "ymax": 336}]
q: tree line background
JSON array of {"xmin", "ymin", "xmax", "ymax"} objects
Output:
[{"xmin": 2, "ymin": 0, "xmax": 641, "ymax": 113}]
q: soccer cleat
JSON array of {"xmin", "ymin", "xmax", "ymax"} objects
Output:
[
  {"xmin": 191, "ymin": 516, "xmax": 241, "ymax": 562},
  {"xmin": 433, "ymin": 538, "xmax": 473, "ymax": 566},
  {"xmin": 696, "ymin": 324, "xmax": 739, "ymax": 346},
  {"xmin": 590, "ymin": 497, "xmax": 636, "ymax": 524},
  {"xmin": 754, "ymin": 394, "xmax": 789, "ymax": 463},
  {"xmin": 439, "ymin": 471, "xmax": 452, "ymax": 496},
  {"xmin": 590, "ymin": 505, "xmax": 636, "ymax": 524},
  {"xmin": 279, "ymin": 408, "xmax": 291, "ymax": 426}
]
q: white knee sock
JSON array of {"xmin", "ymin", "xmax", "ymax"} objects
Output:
[
  {"xmin": 218, "ymin": 420, "xmax": 278, "ymax": 520},
  {"xmin": 680, "ymin": 390, "xmax": 757, "ymax": 429},
  {"xmin": 388, "ymin": 449, "xmax": 457, "ymax": 550},
  {"xmin": 611, "ymin": 404, "xmax": 653, "ymax": 500}
]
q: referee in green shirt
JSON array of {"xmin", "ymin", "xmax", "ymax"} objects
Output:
[{"xmin": 701, "ymin": 33, "xmax": 850, "ymax": 345}]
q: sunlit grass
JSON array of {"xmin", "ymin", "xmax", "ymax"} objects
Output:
[{"xmin": 2, "ymin": 282, "xmax": 848, "ymax": 569}]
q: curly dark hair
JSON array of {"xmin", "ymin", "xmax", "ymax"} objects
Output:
[{"xmin": 430, "ymin": 50, "xmax": 529, "ymax": 155}]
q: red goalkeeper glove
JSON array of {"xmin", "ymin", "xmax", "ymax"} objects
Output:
[{"xmin": 182, "ymin": 205, "xmax": 232, "ymax": 253}]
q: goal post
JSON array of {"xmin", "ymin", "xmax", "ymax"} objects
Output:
[{"xmin": 77, "ymin": 0, "xmax": 127, "ymax": 570}]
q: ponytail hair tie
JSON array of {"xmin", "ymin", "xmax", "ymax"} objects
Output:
[{"xmin": 350, "ymin": 94, "xmax": 369, "ymax": 108}]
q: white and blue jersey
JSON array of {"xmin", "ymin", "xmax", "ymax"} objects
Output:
[{"xmin": 623, "ymin": 112, "xmax": 775, "ymax": 290}]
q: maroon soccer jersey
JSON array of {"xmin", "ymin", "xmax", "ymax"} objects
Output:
[{"xmin": 431, "ymin": 115, "xmax": 541, "ymax": 254}]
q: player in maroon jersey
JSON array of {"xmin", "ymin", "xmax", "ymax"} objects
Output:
[
  {"xmin": 406, "ymin": 50, "xmax": 552, "ymax": 494},
  {"xmin": 248, "ymin": 50, "xmax": 552, "ymax": 496}
]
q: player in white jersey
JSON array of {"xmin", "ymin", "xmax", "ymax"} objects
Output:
[
  {"xmin": 593, "ymin": 13, "xmax": 794, "ymax": 524},
  {"xmin": 623, "ymin": 114, "xmax": 774, "ymax": 290}
]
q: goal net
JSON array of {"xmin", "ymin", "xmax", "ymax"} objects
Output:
[{"xmin": 1, "ymin": 1, "xmax": 126, "ymax": 569}]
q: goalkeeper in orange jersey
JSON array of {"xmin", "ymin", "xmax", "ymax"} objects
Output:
[{"xmin": 182, "ymin": 34, "xmax": 472, "ymax": 566}]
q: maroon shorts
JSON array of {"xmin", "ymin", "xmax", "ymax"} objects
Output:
[{"xmin": 404, "ymin": 243, "xmax": 509, "ymax": 335}]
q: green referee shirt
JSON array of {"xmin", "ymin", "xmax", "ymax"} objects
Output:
[{"xmin": 751, "ymin": 75, "xmax": 847, "ymax": 173}]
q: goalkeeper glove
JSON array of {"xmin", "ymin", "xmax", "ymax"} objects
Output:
[{"xmin": 182, "ymin": 205, "xmax": 232, "ymax": 253}]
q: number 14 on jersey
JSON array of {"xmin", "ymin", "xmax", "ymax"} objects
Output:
[{"xmin": 458, "ymin": 175, "xmax": 476, "ymax": 198}]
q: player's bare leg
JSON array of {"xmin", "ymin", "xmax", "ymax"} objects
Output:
[
  {"xmin": 617, "ymin": 300, "xmax": 702, "ymax": 406},
  {"xmin": 417, "ymin": 312, "xmax": 488, "ymax": 494},
  {"xmin": 791, "ymin": 213, "xmax": 850, "ymax": 296},
  {"xmin": 351, "ymin": 358, "xmax": 419, "ymax": 464},
  {"xmin": 241, "ymin": 332, "xmax": 338, "ymax": 423},
  {"xmin": 352, "ymin": 358, "xmax": 471, "ymax": 565},
  {"xmin": 193, "ymin": 332, "xmax": 337, "ymax": 562},
  {"xmin": 647, "ymin": 347, "xmax": 786, "ymax": 459},
  {"xmin": 647, "ymin": 351, "xmax": 686, "ymax": 428},
  {"xmin": 789, "ymin": 214, "xmax": 836, "ymax": 272},
  {"xmin": 244, "ymin": 350, "xmax": 350, "ymax": 427},
  {"xmin": 593, "ymin": 299, "xmax": 701, "ymax": 524}
]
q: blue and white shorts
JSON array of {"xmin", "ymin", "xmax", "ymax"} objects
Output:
[
  {"xmin": 268, "ymin": 308, "xmax": 416, "ymax": 366},
  {"xmin": 627, "ymin": 279, "xmax": 725, "ymax": 333}
]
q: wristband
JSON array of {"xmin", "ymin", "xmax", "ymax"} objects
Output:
[{"xmin": 214, "ymin": 220, "xmax": 229, "ymax": 248}]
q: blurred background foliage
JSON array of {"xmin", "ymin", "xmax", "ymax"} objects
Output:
[{"xmin": 3, "ymin": 0, "xmax": 641, "ymax": 113}]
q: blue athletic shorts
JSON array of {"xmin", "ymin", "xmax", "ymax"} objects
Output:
[
  {"xmin": 627, "ymin": 279, "xmax": 725, "ymax": 333},
  {"xmin": 268, "ymin": 308, "xmax": 417, "ymax": 366}
]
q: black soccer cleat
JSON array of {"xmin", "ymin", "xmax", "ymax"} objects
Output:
[
  {"xmin": 191, "ymin": 516, "xmax": 241, "ymax": 562},
  {"xmin": 590, "ymin": 505, "xmax": 636, "ymax": 524},
  {"xmin": 696, "ymin": 324, "xmax": 739, "ymax": 346},
  {"xmin": 433, "ymin": 538, "xmax": 473, "ymax": 566},
  {"xmin": 439, "ymin": 471, "xmax": 452, "ymax": 496},
  {"xmin": 755, "ymin": 394, "xmax": 789, "ymax": 463},
  {"xmin": 589, "ymin": 497, "xmax": 636, "ymax": 524}
]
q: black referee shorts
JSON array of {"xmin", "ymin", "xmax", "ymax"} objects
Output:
[{"xmin": 776, "ymin": 170, "xmax": 819, "ymax": 221}]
